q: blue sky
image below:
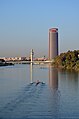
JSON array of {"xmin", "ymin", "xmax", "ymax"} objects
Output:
[{"xmin": 0, "ymin": 0, "xmax": 79, "ymax": 57}]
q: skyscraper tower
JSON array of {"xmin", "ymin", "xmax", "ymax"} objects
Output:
[{"xmin": 49, "ymin": 28, "xmax": 58, "ymax": 60}]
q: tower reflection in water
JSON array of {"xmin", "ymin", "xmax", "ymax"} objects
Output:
[
  {"xmin": 49, "ymin": 65, "xmax": 58, "ymax": 90},
  {"xmin": 48, "ymin": 65, "xmax": 59, "ymax": 118},
  {"xmin": 30, "ymin": 63, "xmax": 33, "ymax": 83}
]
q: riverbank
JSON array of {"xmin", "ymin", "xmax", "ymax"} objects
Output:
[{"xmin": 0, "ymin": 62, "xmax": 14, "ymax": 66}]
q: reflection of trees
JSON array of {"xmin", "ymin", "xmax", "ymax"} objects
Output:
[
  {"xmin": 49, "ymin": 66, "xmax": 58, "ymax": 90},
  {"xmin": 59, "ymin": 70, "xmax": 78, "ymax": 92},
  {"xmin": 67, "ymin": 71, "xmax": 78, "ymax": 80},
  {"xmin": 66, "ymin": 71, "xmax": 78, "ymax": 91}
]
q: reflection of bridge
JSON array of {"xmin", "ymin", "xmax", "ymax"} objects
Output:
[{"xmin": 7, "ymin": 60, "xmax": 54, "ymax": 64}]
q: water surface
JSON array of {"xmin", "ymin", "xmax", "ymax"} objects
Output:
[{"xmin": 0, "ymin": 64, "xmax": 79, "ymax": 119}]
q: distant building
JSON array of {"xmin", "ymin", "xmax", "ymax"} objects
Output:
[{"xmin": 49, "ymin": 28, "xmax": 58, "ymax": 60}]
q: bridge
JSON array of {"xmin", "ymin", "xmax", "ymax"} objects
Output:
[{"xmin": 7, "ymin": 60, "xmax": 54, "ymax": 65}]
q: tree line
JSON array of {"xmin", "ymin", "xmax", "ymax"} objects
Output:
[{"xmin": 52, "ymin": 50, "xmax": 79, "ymax": 71}]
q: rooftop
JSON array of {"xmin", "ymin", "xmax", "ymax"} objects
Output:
[{"xmin": 49, "ymin": 28, "xmax": 58, "ymax": 32}]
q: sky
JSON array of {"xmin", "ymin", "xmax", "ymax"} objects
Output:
[{"xmin": 0, "ymin": 0, "xmax": 79, "ymax": 57}]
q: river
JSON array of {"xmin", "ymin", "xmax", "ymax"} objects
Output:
[{"xmin": 0, "ymin": 64, "xmax": 79, "ymax": 119}]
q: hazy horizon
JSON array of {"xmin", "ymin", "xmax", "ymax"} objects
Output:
[{"xmin": 0, "ymin": 0, "xmax": 79, "ymax": 57}]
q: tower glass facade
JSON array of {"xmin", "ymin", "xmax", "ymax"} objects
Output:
[{"xmin": 49, "ymin": 28, "xmax": 58, "ymax": 60}]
